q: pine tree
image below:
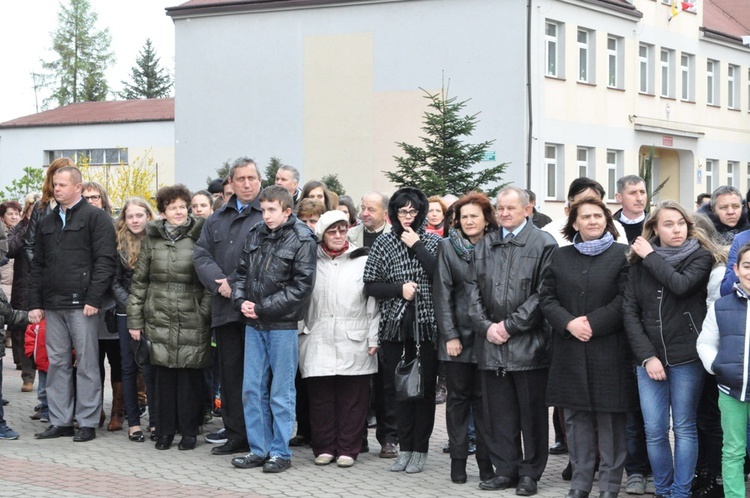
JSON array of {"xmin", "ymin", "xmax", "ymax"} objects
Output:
[
  {"xmin": 41, "ymin": 0, "xmax": 114, "ymax": 107},
  {"xmin": 262, "ymin": 157, "xmax": 284, "ymax": 189},
  {"xmin": 386, "ymin": 86, "xmax": 507, "ymax": 197},
  {"xmin": 120, "ymin": 39, "xmax": 173, "ymax": 100},
  {"xmin": 322, "ymin": 174, "xmax": 346, "ymax": 196}
]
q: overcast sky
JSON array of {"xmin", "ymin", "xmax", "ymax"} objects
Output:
[{"xmin": 0, "ymin": 0, "xmax": 177, "ymax": 123}]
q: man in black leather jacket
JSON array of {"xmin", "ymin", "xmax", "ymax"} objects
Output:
[
  {"xmin": 230, "ymin": 186, "xmax": 317, "ymax": 474},
  {"xmin": 467, "ymin": 186, "xmax": 556, "ymax": 495}
]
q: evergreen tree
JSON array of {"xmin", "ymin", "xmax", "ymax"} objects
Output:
[
  {"xmin": 41, "ymin": 0, "xmax": 114, "ymax": 107},
  {"xmin": 205, "ymin": 160, "xmax": 231, "ymax": 186},
  {"xmin": 262, "ymin": 157, "xmax": 284, "ymax": 189},
  {"xmin": 386, "ymin": 87, "xmax": 507, "ymax": 197},
  {"xmin": 120, "ymin": 39, "xmax": 173, "ymax": 100},
  {"xmin": 322, "ymin": 174, "xmax": 346, "ymax": 196},
  {"xmin": 4, "ymin": 167, "xmax": 45, "ymax": 202}
]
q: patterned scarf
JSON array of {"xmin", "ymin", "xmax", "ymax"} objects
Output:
[
  {"xmin": 322, "ymin": 240, "xmax": 350, "ymax": 259},
  {"xmin": 448, "ymin": 227, "xmax": 474, "ymax": 262},
  {"xmin": 653, "ymin": 237, "xmax": 700, "ymax": 267},
  {"xmin": 572, "ymin": 232, "xmax": 615, "ymax": 257},
  {"xmin": 363, "ymin": 230, "xmax": 440, "ymax": 343}
]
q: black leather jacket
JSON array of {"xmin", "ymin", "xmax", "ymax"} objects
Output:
[
  {"xmin": 623, "ymin": 246, "xmax": 712, "ymax": 367},
  {"xmin": 468, "ymin": 219, "xmax": 557, "ymax": 372},
  {"xmin": 232, "ymin": 215, "xmax": 317, "ymax": 330}
]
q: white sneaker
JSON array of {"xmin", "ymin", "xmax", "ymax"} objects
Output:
[
  {"xmin": 337, "ymin": 455, "xmax": 355, "ymax": 467},
  {"xmin": 314, "ymin": 453, "xmax": 334, "ymax": 465}
]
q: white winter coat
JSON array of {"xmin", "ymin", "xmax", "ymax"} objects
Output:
[{"xmin": 299, "ymin": 245, "xmax": 379, "ymax": 378}]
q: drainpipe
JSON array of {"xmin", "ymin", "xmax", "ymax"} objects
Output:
[{"xmin": 526, "ymin": 0, "xmax": 533, "ymax": 189}]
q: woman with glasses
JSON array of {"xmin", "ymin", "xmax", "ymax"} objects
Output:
[
  {"xmin": 363, "ymin": 187, "xmax": 442, "ymax": 474},
  {"xmin": 298, "ymin": 210, "xmax": 379, "ymax": 468}
]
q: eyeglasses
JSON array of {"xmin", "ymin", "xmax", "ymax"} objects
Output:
[
  {"xmin": 397, "ymin": 209, "xmax": 418, "ymax": 218},
  {"xmin": 324, "ymin": 226, "xmax": 348, "ymax": 235},
  {"xmin": 83, "ymin": 194, "xmax": 101, "ymax": 202}
]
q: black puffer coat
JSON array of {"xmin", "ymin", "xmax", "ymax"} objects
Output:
[
  {"xmin": 232, "ymin": 215, "xmax": 317, "ymax": 330},
  {"xmin": 541, "ymin": 243, "xmax": 638, "ymax": 412},
  {"xmin": 7, "ymin": 219, "xmax": 30, "ymax": 310},
  {"xmin": 468, "ymin": 219, "xmax": 557, "ymax": 372},
  {"xmin": 623, "ymin": 246, "xmax": 713, "ymax": 367},
  {"xmin": 127, "ymin": 217, "xmax": 212, "ymax": 369},
  {"xmin": 112, "ymin": 252, "xmax": 134, "ymax": 315}
]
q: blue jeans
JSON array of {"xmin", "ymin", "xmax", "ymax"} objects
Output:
[
  {"xmin": 242, "ymin": 326, "xmax": 298, "ymax": 460},
  {"xmin": 637, "ymin": 361, "xmax": 704, "ymax": 498},
  {"xmin": 117, "ymin": 314, "xmax": 155, "ymax": 428},
  {"xmin": 38, "ymin": 370, "xmax": 48, "ymax": 419}
]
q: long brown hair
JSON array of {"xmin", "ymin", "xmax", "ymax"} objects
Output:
[
  {"xmin": 629, "ymin": 200, "xmax": 721, "ymax": 263},
  {"xmin": 40, "ymin": 157, "xmax": 75, "ymax": 207},
  {"xmin": 116, "ymin": 197, "xmax": 156, "ymax": 268}
]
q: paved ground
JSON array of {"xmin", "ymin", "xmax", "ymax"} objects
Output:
[{"xmin": 0, "ymin": 361, "xmax": 607, "ymax": 497}]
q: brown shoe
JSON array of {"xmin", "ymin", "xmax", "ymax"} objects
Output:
[
  {"xmin": 379, "ymin": 442, "xmax": 399, "ymax": 458},
  {"xmin": 21, "ymin": 382, "xmax": 33, "ymax": 392}
]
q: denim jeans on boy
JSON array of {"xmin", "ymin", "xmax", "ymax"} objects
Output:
[
  {"xmin": 37, "ymin": 370, "xmax": 49, "ymax": 418},
  {"xmin": 242, "ymin": 326, "xmax": 298, "ymax": 460},
  {"xmin": 636, "ymin": 360, "xmax": 704, "ymax": 498}
]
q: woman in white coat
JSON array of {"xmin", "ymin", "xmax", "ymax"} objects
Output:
[{"xmin": 299, "ymin": 210, "xmax": 379, "ymax": 468}]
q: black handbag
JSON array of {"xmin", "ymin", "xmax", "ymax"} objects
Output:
[
  {"xmin": 131, "ymin": 331, "xmax": 151, "ymax": 368},
  {"xmin": 394, "ymin": 295, "xmax": 424, "ymax": 401}
]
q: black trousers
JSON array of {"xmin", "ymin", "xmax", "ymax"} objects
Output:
[
  {"xmin": 380, "ymin": 339, "xmax": 438, "ymax": 453},
  {"xmin": 153, "ymin": 365, "xmax": 205, "ymax": 437},
  {"xmin": 696, "ymin": 372, "xmax": 723, "ymax": 474},
  {"xmin": 481, "ymin": 368, "xmax": 549, "ymax": 480},
  {"xmin": 373, "ymin": 360, "xmax": 399, "ymax": 445},
  {"xmin": 444, "ymin": 361, "xmax": 491, "ymax": 463},
  {"xmin": 215, "ymin": 322, "xmax": 247, "ymax": 443}
]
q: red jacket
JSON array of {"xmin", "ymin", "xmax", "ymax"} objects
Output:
[{"xmin": 24, "ymin": 319, "xmax": 49, "ymax": 372}]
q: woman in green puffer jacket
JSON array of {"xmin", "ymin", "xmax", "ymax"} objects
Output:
[{"xmin": 127, "ymin": 184, "xmax": 212, "ymax": 452}]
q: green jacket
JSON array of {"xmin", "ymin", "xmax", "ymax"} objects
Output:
[{"xmin": 127, "ymin": 216, "xmax": 212, "ymax": 369}]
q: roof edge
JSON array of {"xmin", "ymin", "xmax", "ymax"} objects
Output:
[
  {"xmin": 166, "ymin": 0, "xmax": 409, "ymax": 17},
  {"xmin": 0, "ymin": 117, "xmax": 175, "ymax": 130},
  {"xmin": 699, "ymin": 26, "xmax": 750, "ymax": 48}
]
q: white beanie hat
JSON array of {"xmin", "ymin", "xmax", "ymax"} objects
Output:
[{"xmin": 314, "ymin": 210, "xmax": 349, "ymax": 239}]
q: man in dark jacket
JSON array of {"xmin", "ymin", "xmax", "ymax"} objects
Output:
[
  {"xmin": 28, "ymin": 166, "xmax": 116, "ymax": 443},
  {"xmin": 193, "ymin": 157, "xmax": 263, "ymax": 455},
  {"xmin": 468, "ymin": 186, "xmax": 556, "ymax": 495},
  {"xmin": 230, "ymin": 186, "xmax": 317, "ymax": 473},
  {"xmin": 613, "ymin": 175, "xmax": 648, "ymax": 244}
]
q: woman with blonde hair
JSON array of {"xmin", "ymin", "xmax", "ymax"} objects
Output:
[
  {"xmin": 623, "ymin": 200, "xmax": 716, "ymax": 498},
  {"xmin": 112, "ymin": 197, "xmax": 157, "ymax": 442}
]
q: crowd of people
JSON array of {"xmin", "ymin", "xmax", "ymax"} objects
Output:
[{"xmin": 2, "ymin": 155, "xmax": 750, "ymax": 496}]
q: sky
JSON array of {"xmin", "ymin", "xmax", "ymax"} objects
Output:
[{"xmin": 0, "ymin": 0, "xmax": 177, "ymax": 123}]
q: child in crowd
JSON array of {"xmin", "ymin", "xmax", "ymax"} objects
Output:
[
  {"xmin": 230, "ymin": 186, "xmax": 317, "ymax": 473},
  {"xmin": 697, "ymin": 242, "xmax": 750, "ymax": 498},
  {"xmin": 0, "ymin": 290, "xmax": 29, "ymax": 439},
  {"xmin": 25, "ymin": 319, "xmax": 49, "ymax": 423}
]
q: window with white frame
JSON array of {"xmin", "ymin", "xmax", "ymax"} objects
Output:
[
  {"xmin": 639, "ymin": 44, "xmax": 654, "ymax": 94},
  {"xmin": 577, "ymin": 28, "xmax": 595, "ymax": 84},
  {"xmin": 607, "ymin": 35, "xmax": 624, "ymax": 89},
  {"xmin": 660, "ymin": 49, "xmax": 675, "ymax": 98},
  {"xmin": 680, "ymin": 53, "xmax": 694, "ymax": 101},
  {"xmin": 45, "ymin": 148, "xmax": 129, "ymax": 166},
  {"xmin": 707, "ymin": 59, "xmax": 719, "ymax": 106},
  {"xmin": 545, "ymin": 21, "xmax": 564, "ymax": 78},
  {"xmin": 728, "ymin": 161, "xmax": 738, "ymax": 187},
  {"xmin": 728, "ymin": 64, "xmax": 739, "ymax": 109},
  {"xmin": 705, "ymin": 159, "xmax": 715, "ymax": 193},
  {"xmin": 577, "ymin": 147, "xmax": 590, "ymax": 178},
  {"xmin": 545, "ymin": 144, "xmax": 559, "ymax": 199},
  {"xmin": 606, "ymin": 150, "xmax": 622, "ymax": 202}
]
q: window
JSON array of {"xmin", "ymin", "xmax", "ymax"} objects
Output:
[
  {"xmin": 728, "ymin": 161, "xmax": 738, "ymax": 187},
  {"xmin": 607, "ymin": 35, "xmax": 624, "ymax": 88},
  {"xmin": 577, "ymin": 28, "xmax": 595, "ymax": 83},
  {"xmin": 728, "ymin": 64, "xmax": 739, "ymax": 109},
  {"xmin": 577, "ymin": 147, "xmax": 589, "ymax": 178},
  {"xmin": 707, "ymin": 59, "xmax": 719, "ymax": 105},
  {"xmin": 545, "ymin": 144, "xmax": 559, "ymax": 199},
  {"xmin": 680, "ymin": 53, "xmax": 694, "ymax": 101},
  {"xmin": 660, "ymin": 49, "xmax": 675, "ymax": 98},
  {"xmin": 45, "ymin": 148, "xmax": 128, "ymax": 166},
  {"xmin": 606, "ymin": 150, "xmax": 622, "ymax": 202},
  {"xmin": 545, "ymin": 21, "xmax": 564, "ymax": 78},
  {"xmin": 639, "ymin": 44, "xmax": 654, "ymax": 94},
  {"xmin": 705, "ymin": 159, "xmax": 715, "ymax": 193}
]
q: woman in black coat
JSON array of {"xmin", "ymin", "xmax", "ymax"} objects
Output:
[
  {"xmin": 433, "ymin": 192, "xmax": 497, "ymax": 484},
  {"xmin": 540, "ymin": 197, "xmax": 637, "ymax": 498}
]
